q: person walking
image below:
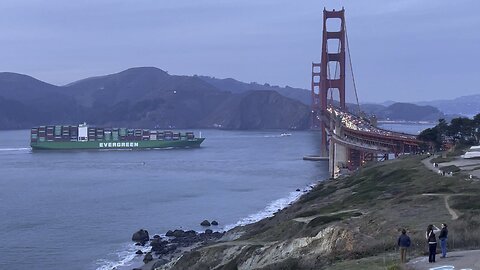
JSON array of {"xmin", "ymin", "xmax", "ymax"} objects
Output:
[
  {"xmin": 426, "ymin": 224, "xmax": 440, "ymax": 263},
  {"xmin": 398, "ymin": 229, "xmax": 411, "ymax": 263},
  {"xmin": 439, "ymin": 223, "xmax": 448, "ymax": 258}
]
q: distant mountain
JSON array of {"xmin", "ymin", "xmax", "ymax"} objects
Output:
[
  {"xmin": 197, "ymin": 76, "xmax": 310, "ymax": 105},
  {"xmin": 416, "ymin": 94, "xmax": 480, "ymax": 117},
  {"xmin": 380, "ymin": 103, "xmax": 444, "ymax": 121},
  {"xmin": 0, "ymin": 67, "xmax": 309, "ymax": 130},
  {"xmin": 2, "ymin": 67, "xmax": 471, "ymax": 130},
  {"xmin": 201, "ymin": 90, "xmax": 310, "ymax": 130},
  {"xmin": 361, "ymin": 94, "xmax": 480, "ymax": 121},
  {"xmin": 0, "ymin": 72, "xmax": 83, "ymax": 129},
  {"xmin": 360, "ymin": 102, "xmax": 444, "ymax": 122}
]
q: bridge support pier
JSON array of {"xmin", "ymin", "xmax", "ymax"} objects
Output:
[{"xmin": 329, "ymin": 118, "xmax": 348, "ymax": 178}]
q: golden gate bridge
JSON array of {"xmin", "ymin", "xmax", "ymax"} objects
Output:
[{"xmin": 310, "ymin": 8, "xmax": 421, "ymax": 177}]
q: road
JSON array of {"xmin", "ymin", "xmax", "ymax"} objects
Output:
[{"xmin": 407, "ymin": 249, "xmax": 480, "ymax": 270}]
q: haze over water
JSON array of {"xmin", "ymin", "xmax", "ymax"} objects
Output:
[{"xmin": 0, "ymin": 129, "xmax": 328, "ymax": 270}]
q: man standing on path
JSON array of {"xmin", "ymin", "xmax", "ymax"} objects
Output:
[
  {"xmin": 439, "ymin": 223, "xmax": 448, "ymax": 258},
  {"xmin": 398, "ymin": 229, "xmax": 411, "ymax": 263}
]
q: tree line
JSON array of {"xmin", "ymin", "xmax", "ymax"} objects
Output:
[{"xmin": 418, "ymin": 114, "xmax": 480, "ymax": 150}]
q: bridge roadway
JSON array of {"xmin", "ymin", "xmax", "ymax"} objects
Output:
[
  {"xmin": 324, "ymin": 106, "xmax": 422, "ymax": 175},
  {"xmin": 327, "ymin": 106, "xmax": 420, "ymax": 153}
]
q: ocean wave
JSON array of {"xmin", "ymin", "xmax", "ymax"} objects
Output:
[
  {"xmin": 0, "ymin": 147, "xmax": 31, "ymax": 152},
  {"xmin": 94, "ymin": 183, "xmax": 317, "ymax": 269},
  {"xmin": 223, "ymin": 182, "xmax": 317, "ymax": 231},
  {"xmin": 95, "ymin": 243, "xmax": 150, "ymax": 270}
]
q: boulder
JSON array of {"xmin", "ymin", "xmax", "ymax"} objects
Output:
[
  {"xmin": 205, "ymin": 229, "xmax": 213, "ymax": 234},
  {"xmin": 132, "ymin": 229, "xmax": 150, "ymax": 243},
  {"xmin": 150, "ymin": 237, "xmax": 162, "ymax": 246},
  {"xmin": 211, "ymin": 220, "xmax": 219, "ymax": 226},
  {"xmin": 143, "ymin": 252, "xmax": 153, "ymax": 264},
  {"xmin": 165, "ymin": 230, "xmax": 174, "ymax": 237},
  {"xmin": 172, "ymin": 229, "xmax": 186, "ymax": 238},
  {"xmin": 150, "ymin": 238, "xmax": 169, "ymax": 252},
  {"xmin": 135, "ymin": 250, "xmax": 143, "ymax": 255},
  {"xmin": 184, "ymin": 230, "xmax": 197, "ymax": 237},
  {"xmin": 200, "ymin": 220, "xmax": 211, "ymax": 226},
  {"xmin": 212, "ymin": 232, "xmax": 225, "ymax": 238},
  {"xmin": 153, "ymin": 234, "xmax": 161, "ymax": 239},
  {"xmin": 296, "ymin": 188, "xmax": 301, "ymax": 191}
]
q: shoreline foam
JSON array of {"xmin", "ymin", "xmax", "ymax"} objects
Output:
[{"xmin": 95, "ymin": 182, "xmax": 320, "ymax": 270}]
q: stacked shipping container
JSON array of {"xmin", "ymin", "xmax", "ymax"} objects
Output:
[{"xmin": 31, "ymin": 125, "xmax": 195, "ymax": 143}]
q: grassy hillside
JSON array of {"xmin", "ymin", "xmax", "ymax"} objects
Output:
[{"xmin": 165, "ymin": 155, "xmax": 480, "ymax": 269}]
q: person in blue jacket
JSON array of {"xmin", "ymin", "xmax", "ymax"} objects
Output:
[
  {"xmin": 439, "ymin": 223, "xmax": 448, "ymax": 258},
  {"xmin": 398, "ymin": 229, "xmax": 411, "ymax": 263}
]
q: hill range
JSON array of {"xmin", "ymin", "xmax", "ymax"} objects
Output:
[{"xmin": 0, "ymin": 67, "xmax": 474, "ymax": 130}]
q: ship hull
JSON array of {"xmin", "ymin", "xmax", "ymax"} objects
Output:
[{"xmin": 31, "ymin": 138, "xmax": 205, "ymax": 150}]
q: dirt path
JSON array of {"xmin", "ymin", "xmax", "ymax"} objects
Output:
[
  {"xmin": 444, "ymin": 195, "xmax": 459, "ymax": 220},
  {"xmin": 421, "ymin": 155, "xmax": 453, "ymax": 176},
  {"xmin": 292, "ymin": 209, "xmax": 359, "ymax": 223},
  {"xmin": 422, "ymin": 153, "xmax": 480, "ymax": 179},
  {"xmin": 421, "ymin": 155, "xmax": 438, "ymax": 173},
  {"xmin": 421, "ymin": 193, "xmax": 462, "ymax": 220}
]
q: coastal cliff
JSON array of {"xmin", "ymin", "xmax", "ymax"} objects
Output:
[{"xmin": 153, "ymin": 154, "xmax": 480, "ymax": 269}]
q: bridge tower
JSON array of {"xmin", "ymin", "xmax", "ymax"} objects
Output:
[{"xmin": 314, "ymin": 8, "xmax": 347, "ymax": 157}]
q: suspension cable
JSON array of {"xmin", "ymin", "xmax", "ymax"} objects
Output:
[
  {"xmin": 326, "ymin": 49, "xmax": 333, "ymax": 107},
  {"xmin": 345, "ymin": 20, "xmax": 361, "ymax": 114}
]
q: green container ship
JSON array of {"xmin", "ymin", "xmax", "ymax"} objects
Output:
[{"xmin": 30, "ymin": 123, "xmax": 205, "ymax": 150}]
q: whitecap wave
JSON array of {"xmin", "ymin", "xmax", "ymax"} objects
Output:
[
  {"xmin": 223, "ymin": 183, "xmax": 317, "ymax": 231},
  {"xmin": 94, "ymin": 183, "xmax": 318, "ymax": 269},
  {"xmin": 95, "ymin": 243, "xmax": 150, "ymax": 270}
]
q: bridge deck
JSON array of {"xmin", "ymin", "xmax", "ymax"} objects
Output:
[{"xmin": 327, "ymin": 106, "xmax": 421, "ymax": 146}]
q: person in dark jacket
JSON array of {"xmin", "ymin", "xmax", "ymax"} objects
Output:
[
  {"xmin": 439, "ymin": 223, "xmax": 448, "ymax": 258},
  {"xmin": 398, "ymin": 229, "xmax": 411, "ymax": 263},
  {"xmin": 426, "ymin": 224, "xmax": 440, "ymax": 263}
]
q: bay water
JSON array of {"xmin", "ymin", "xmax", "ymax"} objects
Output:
[
  {"xmin": 0, "ymin": 130, "xmax": 328, "ymax": 270},
  {"xmin": 0, "ymin": 123, "xmax": 430, "ymax": 269}
]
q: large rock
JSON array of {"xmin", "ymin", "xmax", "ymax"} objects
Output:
[
  {"xmin": 143, "ymin": 252, "xmax": 153, "ymax": 264},
  {"xmin": 150, "ymin": 238, "xmax": 169, "ymax": 252},
  {"xmin": 172, "ymin": 229, "xmax": 186, "ymax": 238},
  {"xmin": 212, "ymin": 232, "xmax": 225, "ymax": 238},
  {"xmin": 200, "ymin": 220, "xmax": 211, "ymax": 226},
  {"xmin": 211, "ymin": 220, "xmax": 219, "ymax": 226},
  {"xmin": 132, "ymin": 229, "xmax": 150, "ymax": 243},
  {"xmin": 184, "ymin": 230, "xmax": 197, "ymax": 237}
]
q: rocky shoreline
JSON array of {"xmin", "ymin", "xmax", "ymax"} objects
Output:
[
  {"xmin": 123, "ymin": 184, "xmax": 318, "ymax": 270},
  {"xmin": 128, "ymin": 222, "xmax": 226, "ymax": 270}
]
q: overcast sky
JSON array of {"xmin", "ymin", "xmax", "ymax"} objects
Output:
[{"xmin": 0, "ymin": 0, "xmax": 479, "ymax": 102}]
